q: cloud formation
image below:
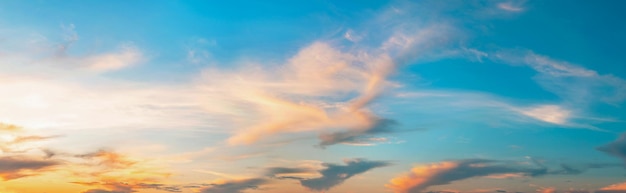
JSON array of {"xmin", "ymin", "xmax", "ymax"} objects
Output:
[
  {"xmin": 387, "ymin": 159, "xmax": 547, "ymax": 193},
  {"xmin": 299, "ymin": 159, "xmax": 390, "ymax": 191},
  {"xmin": 201, "ymin": 23, "xmax": 450, "ymax": 146},
  {"xmin": 494, "ymin": 50, "xmax": 626, "ymax": 105},
  {"xmin": 0, "ymin": 123, "xmax": 22, "ymax": 132},
  {"xmin": 317, "ymin": 118, "xmax": 401, "ymax": 147},
  {"xmin": 0, "ymin": 157, "xmax": 59, "ymax": 180},
  {"xmin": 199, "ymin": 178, "xmax": 267, "ymax": 193},
  {"xmin": 265, "ymin": 158, "xmax": 389, "ymax": 191},
  {"xmin": 597, "ymin": 133, "xmax": 626, "ymax": 163}
]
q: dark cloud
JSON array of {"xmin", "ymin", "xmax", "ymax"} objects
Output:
[
  {"xmin": 597, "ymin": 133, "xmax": 626, "ymax": 163},
  {"xmin": 549, "ymin": 164, "xmax": 584, "ymax": 175},
  {"xmin": 300, "ymin": 158, "xmax": 390, "ymax": 191},
  {"xmin": 264, "ymin": 167, "xmax": 315, "ymax": 180},
  {"xmin": 387, "ymin": 159, "xmax": 547, "ymax": 193},
  {"xmin": 318, "ymin": 118, "xmax": 410, "ymax": 148},
  {"xmin": 548, "ymin": 162, "xmax": 622, "ymax": 175},
  {"xmin": 0, "ymin": 156, "xmax": 59, "ymax": 180},
  {"xmin": 200, "ymin": 178, "xmax": 267, "ymax": 193}
]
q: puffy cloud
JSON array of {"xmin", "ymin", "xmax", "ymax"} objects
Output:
[
  {"xmin": 387, "ymin": 159, "xmax": 547, "ymax": 193},
  {"xmin": 190, "ymin": 7, "xmax": 453, "ymax": 146},
  {"xmin": 199, "ymin": 178, "xmax": 267, "ymax": 193},
  {"xmin": 200, "ymin": 41, "xmax": 398, "ymax": 145}
]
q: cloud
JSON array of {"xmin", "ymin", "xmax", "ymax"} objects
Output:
[
  {"xmin": 494, "ymin": 50, "xmax": 626, "ymax": 105},
  {"xmin": 596, "ymin": 182, "xmax": 626, "ymax": 193},
  {"xmin": 85, "ymin": 44, "xmax": 143, "ymax": 72},
  {"xmin": 76, "ymin": 149, "xmax": 138, "ymax": 169},
  {"xmin": 299, "ymin": 158, "xmax": 390, "ymax": 191},
  {"xmin": 515, "ymin": 105, "xmax": 571, "ymax": 125},
  {"xmin": 317, "ymin": 118, "xmax": 402, "ymax": 147},
  {"xmin": 264, "ymin": 166, "xmax": 316, "ymax": 180},
  {"xmin": 199, "ymin": 178, "xmax": 267, "ymax": 193},
  {"xmin": 497, "ymin": 1, "xmax": 526, "ymax": 12},
  {"xmin": 264, "ymin": 159, "xmax": 390, "ymax": 191},
  {"xmin": 204, "ymin": 24, "xmax": 449, "ymax": 146},
  {"xmin": 77, "ymin": 182, "xmax": 182, "ymax": 193},
  {"xmin": 597, "ymin": 133, "xmax": 626, "ymax": 163},
  {"xmin": 537, "ymin": 187, "xmax": 556, "ymax": 193},
  {"xmin": 0, "ymin": 123, "xmax": 22, "ymax": 132},
  {"xmin": 0, "ymin": 157, "xmax": 59, "ymax": 180},
  {"xmin": 386, "ymin": 159, "xmax": 546, "ymax": 193},
  {"xmin": 204, "ymin": 41, "xmax": 397, "ymax": 145},
  {"xmin": 83, "ymin": 190, "xmax": 129, "ymax": 193}
]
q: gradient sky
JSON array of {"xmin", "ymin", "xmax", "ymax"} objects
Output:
[{"xmin": 1, "ymin": 1, "xmax": 625, "ymax": 193}]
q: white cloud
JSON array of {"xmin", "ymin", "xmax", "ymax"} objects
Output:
[
  {"xmin": 497, "ymin": 1, "xmax": 525, "ymax": 12},
  {"xmin": 524, "ymin": 54, "xmax": 597, "ymax": 77},
  {"xmin": 516, "ymin": 105, "xmax": 571, "ymax": 125},
  {"xmin": 85, "ymin": 44, "xmax": 143, "ymax": 72},
  {"xmin": 494, "ymin": 50, "xmax": 626, "ymax": 105}
]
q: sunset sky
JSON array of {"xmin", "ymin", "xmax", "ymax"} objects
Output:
[{"xmin": 1, "ymin": 1, "xmax": 626, "ymax": 193}]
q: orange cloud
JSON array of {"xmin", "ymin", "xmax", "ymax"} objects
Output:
[
  {"xmin": 600, "ymin": 181, "xmax": 626, "ymax": 191},
  {"xmin": 387, "ymin": 159, "xmax": 547, "ymax": 193},
  {"xmin": 0, "ymin": 123, "xmax": 21, "ymax": 132},
  {"xmin": 200, "ymin": 42, "xmax": 398, "ymax": 146},
  {"xmin": 537, "ymin": 187, "xmax": 556, "ymax": 193},
  {"xmin": 387, "ymin": 162, "xmax": 459, "ymax": 193}
]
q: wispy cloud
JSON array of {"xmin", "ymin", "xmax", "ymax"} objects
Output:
[
  {"xmin": 199, "ymin": 178, "xmax": 267, "ymax": 193},
  {"xmin": 84, "ymin": 44, "xmax": 143, "ymax": 72},
  {"xmin": 515, "ymin": 105, "xmax": 571, "ymax": 125},
  {"xmin": 200, "ymin": 23, "xmax": 451, "ymax": 146},
  {"xmin": 266, "ymin": 158, "xmax": 390, "ymax": 191},
  {"xmin": 317, "ymin": 118, "xmax": 405, "ymax": 148},
  {"xmin": 0, "ymin": 157, "xmax": 59, "ymax": 180},
  {"xmin": 497, "ymin": 1, "xmax": 526, "ymax": 12},
  {"xmin": 494, "ymin": 50, "xmax": 626, "ymax": 105},
  {"xmin": 387, "ymin": 159, "xmax": 546, "ymax": 193},
  {"xmin": 0, "ymin": 123, "xmax": 21, "ymax": 132},
  {"xmin": 598, "ymin": 182, "xmax": 626, "ymax": 193},
  {"xmin": 597, "ymin": 132, "xmax": 626, "ymax": 163}
]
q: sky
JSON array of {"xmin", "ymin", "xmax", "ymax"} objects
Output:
[{"xmin": 0, "ymin": 0, "xmax": 625, "ymax": 193}]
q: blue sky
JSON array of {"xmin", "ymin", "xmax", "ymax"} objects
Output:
[{"xmin": 0, "ymin": 1, "xmax": 625, "ymax": 193}]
